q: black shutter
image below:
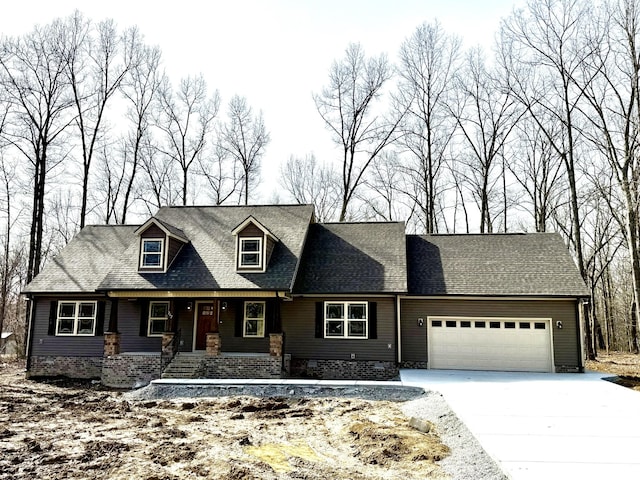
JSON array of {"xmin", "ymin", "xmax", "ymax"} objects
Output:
[
  {"xmin": 235, "ymin": 300, "xmax": 244, "ymax": 337},
  {"xmin": 264, "ymin": 300, "xmax": 273, "ymax": 336},
  {"xmin": 95, "ymin": 301, "xmax": 106, "ymax": 336},
  {"xmin": 139, "ymin": 300, "xmax": 149, "ymax": 336},
  {"xmin": 48, "ymin": 301, "xmax": 58, "ymax": 336},
  {"xmin": 315, "ymin": 302, "xmax": 323, "ymax": 338},
  {"xmin": 368, "ymin": 302, "xmax": 377, "ymax": 339}
]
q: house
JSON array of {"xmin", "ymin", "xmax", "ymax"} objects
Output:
[{"xmin": 22, "ymin": 204, "xmax": 589, "ymax": 387}]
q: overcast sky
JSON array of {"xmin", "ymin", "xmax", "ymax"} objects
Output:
[{"xmin": 0, "ymin": 0, "xmax": 524, "ymax": 202}]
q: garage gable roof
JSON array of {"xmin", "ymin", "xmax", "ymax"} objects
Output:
[{"xmin": 407, "ymin": 233, "xmax": 589, "ymax": 297}]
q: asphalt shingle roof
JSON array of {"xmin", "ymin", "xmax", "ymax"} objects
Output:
[
  {"xmin": 25, "ymin": 205, "xmax": 314, "ymax": 294},
  {"xmin": 23, "ymin": 225, "xmax": 138, "ymax": 293},
  {"xmin": 294, "ymin": 222, "xmax": 408, "ymax": 294},
  {"xmin": 407, "ymin": 233, "xmax": 589, "ymax": 297}
]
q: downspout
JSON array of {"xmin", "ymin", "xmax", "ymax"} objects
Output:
[
  {"xmin": 25, "ymin": 296, "xmax": 36, "ymax": 373},
  {"xmin": 577, "ymin": 298, "xmax": 587, "ymax": 371},
  {"xmin": 396, "ymin": 295, "xmax": 402, "ymax": 364}
]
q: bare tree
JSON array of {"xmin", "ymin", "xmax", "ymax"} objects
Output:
[
  {"xmin": 501, "ymin": 0, "xmax": 591, "ymax": 277},
  {"xmin": 314, "ymin": 43, "xmax": 404, "ymax": 221},
  {"xmin": 198, "ymin": 143, "xmax": 243, "ymax": 205},
  {"xmin": 578, "ymin": 0, "xmax": 640, "ymax": 352},
  {"xmin": 63, "ymin": 12, "xmax": 136, "ymax": 227},
  {"xmin": 280, "ymin": 153, "xmax": 340, "ymax": 222},
  {"xmin": 397, "ymin": 21, "xmax": 461, "ymax": 233},
  {"xmin": 451, "ymin": 47, "xmax": 521, "ymax": 233},
  {"xmin": 219, "ymin": 95, "xmax": 270, "ymax": 205},
  {"xmin": 0, "ymin": 21, "xmax": 76, "ymax": 283},
  {"xmin": 507, "ymin": 114, "xmax": 566, "ymax": 232},
  {"xmin": 156, "ymin": 74, "xmax": 219, "ymax": 206},
  {"xmin": 113, "ymin": 40, "xmax": 164, "ymax": 223},
  {"xmin": 360, "ymin": 151, "xmax": 414, "ymax": 222}
]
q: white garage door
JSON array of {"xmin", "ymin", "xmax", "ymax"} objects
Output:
[{"xmin": 428, "ymin": 317, "xmax": 553, "ymax": 372}]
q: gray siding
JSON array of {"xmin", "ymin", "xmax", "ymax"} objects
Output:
[
  {"xmin": 400, "ymin": 298, "xmax": 580, "ymax": 368},
  {"xmin": 167, "ymin": 237, "xmax": 185, "ymax": 268},
  {"xmin": 281, "ymin": 297, "xmax": 396, "ymax": 362},
  {"xmin": 220, "ymin": 300, "xmax": 270, "ymax": 353},
  {"xmin": 30, "ymin": 296, "xmax": 108, "ymax": 357},
  {"xmin": 118, "ymin": 300, "xmax": 161, "ymax": 352},
  {"xmin": 177, "ymin": 306, "xmax": 194, "ymax": 351}
]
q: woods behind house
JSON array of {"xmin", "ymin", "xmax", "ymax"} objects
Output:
[{"xmin": 1, "ymin": 0, "xmax": 639, "ymax": 358}]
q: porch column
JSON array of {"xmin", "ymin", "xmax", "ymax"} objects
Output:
[
  {"xmin": 206, "ymin": 333, "xmax": 221, "ymax": 356},
  {"xmin": 103, "ymin": 332, "xmax": 120, "ymax": 357},
  {"xmin": 269, "ymin": 333, "xmax": 283, "ymax": 357}
]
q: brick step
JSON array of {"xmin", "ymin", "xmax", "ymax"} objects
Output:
[{"xmin": 162, "ymin": 353, "xmax": 205, "ymax": 379}]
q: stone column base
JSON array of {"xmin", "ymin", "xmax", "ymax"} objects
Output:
[
  {"xmin": 206, "ymin": 333, "xmax": 221, "ymax": 356},
  {"xmin": 104, "ymin": 332, "xmax": 120, "ymax": 357},
  {"xmin": 269, "ymin": 333, "xmax": 283, "ymax": 357}
]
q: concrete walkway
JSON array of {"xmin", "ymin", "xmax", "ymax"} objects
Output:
[{"xmin": 400, "ymin": 369, "xmax": 640, "ymax": 479}]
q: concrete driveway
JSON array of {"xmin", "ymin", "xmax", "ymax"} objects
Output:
[{"xmin": 400, "ymin": 369, "xmax": 640, "ymax": 479}]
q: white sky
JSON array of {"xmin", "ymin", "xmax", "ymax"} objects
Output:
[{"xmin": 0, "ymin": 0, "xmax": 524, "ymax": 202}]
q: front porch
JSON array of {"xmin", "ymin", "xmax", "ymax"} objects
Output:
[{"xmin": 102, "ymin": 328, "xmax": 286, "ymax": 387}]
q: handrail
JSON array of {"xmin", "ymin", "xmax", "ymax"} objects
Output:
[{"xmin": 161, "ymin": 328, "xmax": 181, "ymax": 371}]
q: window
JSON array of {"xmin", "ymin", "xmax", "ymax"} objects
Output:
[
  {"xmin": 475, "ymin": 321, "xmax": 486, "ymax": 328},
  {"xmin": 244, "ymin": 301, "xmax": 265, "ymax": 337},
  {"xmin": 461, "ymin": 321, "xmax": 471, "ymax": 328},
  {"xmin": 238, "ymin": 237, "xmax": 262, "ymax": 269},
  {"xmin": 446, "ymin": 320, "xmax": 457, "ymax": 327},
  {"xmin": 56, "ymin": 301, "xmax": 97, "ymax": 336},
  {"xmin": 141, "ymin": 239, "xmax": 164, "ymax": 268},
  {"xmin": 324, "ymin": 302, "xmax": 367, "ymax": 339},
  {"xmin": 148, "ymin": 302, "xmax": 169, "ymax": 336}
]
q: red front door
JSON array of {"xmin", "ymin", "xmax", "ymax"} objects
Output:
[{"xmin": 196, "ymin": 302, "xmax": 217, "ymax": 350}]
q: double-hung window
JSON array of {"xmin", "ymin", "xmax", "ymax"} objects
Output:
[
  {"xmin": 148, "ymin": 302, "xmax": 169, "ymax": 336},
  {"xmin": 56, "ymin": 301, "xmax": 97, "ymax": 336},
  {"xmin": 243, "ymin": 301, "xmax": 265, "ymax": 337},
  {"xmin": 238, "ymin": 238, "xmax": 262, "ymax": 269},
  {"xmin": 141, "ymin": 239, "xmax": 164, "ymax": 268},
  {"xmin": 325, "ymin": 302, "xmax": 368, "ymax": 339}
]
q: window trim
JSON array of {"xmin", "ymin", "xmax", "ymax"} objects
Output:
[
  {"xmin": 148, "ymin": 301, "xmax": 169, "ymax": 337},
  {"xmin": 140, "ymin": 238, "xmax": 165, "ymax": 270},
  {"xmin": 243, "ymin": 301, "xmax": 266, "ymax": 338},
  {"xmin": 237, "ymin": 237, "xmax": 264, "ymax": 270},
  {"xmin": 56, "ymin": 301, "xmax": 97, "ymax": 336},
  {"xmin": 324, "ymin": 301, "xmax": 368, "ymax": 339}
]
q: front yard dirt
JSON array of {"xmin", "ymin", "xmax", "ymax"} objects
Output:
[
  {"xmin": 586, "ymin": 351, "xmax": 640, "ymax": 391},
  {"xmin": 0, "ymin": 360, "xmax": 451, "ymax": 480}
]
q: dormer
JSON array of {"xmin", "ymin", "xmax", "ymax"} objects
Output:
[
  {"xmin": 135, "ymin": 218, "xmax": 189, "ymax": 273},
  {"xmin": 231, "ymin": 216, "xmax": 279, "ymax": 273}
]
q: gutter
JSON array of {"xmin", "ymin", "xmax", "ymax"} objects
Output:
[
  {"xmin": 396, "ymin": 295, "xmax": 402, "ymax": 364},
  {"xmin": 24, "ymin": 296, "xmax": 36, "ymax": 372}
]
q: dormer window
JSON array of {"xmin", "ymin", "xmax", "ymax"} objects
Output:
[
  {"xmin": 232, "ymin": 215, "xmax": 279, "ymax": 273},
  {"xmin": 141, "ymin": 239, "xmax": 164, "ymax": 269},
  {"xmin": 239, "ymin": 238, "xmax": 263, "ymax": 269}
]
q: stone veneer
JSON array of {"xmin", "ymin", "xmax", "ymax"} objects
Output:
[
  {"xmin": 203, "ymin": 354, "xmax": 290, "ymax": 379},
  {"xmin": 399, "ymin": 361, "xmax": 429, "ymax": 369},
  {"xmin": 102, "ymin": 353, "xmax": 162, "ymax": 388},
  {"xmin": 290, "ymin": 359, "xmax": 398, "ymax": 381},
  {"xmin": 28, "ymin": 356, "xmax": 103, "ymax": 379}
]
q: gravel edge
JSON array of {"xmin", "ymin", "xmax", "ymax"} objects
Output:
[
  {"xmin": 401, "ymin": 390, "xmax": 508, "ymax": 480},
  {"xmin": 126, "ymin": 383, "xmax": 508, "ymax": 480}
]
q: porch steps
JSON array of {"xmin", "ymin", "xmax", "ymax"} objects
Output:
[{"xmin": 162, "ymin": 353, "xmax": 205, "ymax": 379}]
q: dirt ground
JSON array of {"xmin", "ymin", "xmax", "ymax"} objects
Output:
[
  {"xmin": 0, "ymin": 359, "xmax": 450, "ymax": 480},
  {"xmin": 586, "ymin": 351, "xmax": 640, "ymax": 391}
]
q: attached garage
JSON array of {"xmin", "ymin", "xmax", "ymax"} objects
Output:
[
  {"xmin": 427, "ymin": 317, "xmax": 553, "ymax": 372},
  {"xmin": 401, "ymin": 233, "xmax": 590, "ymax": 373}
]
